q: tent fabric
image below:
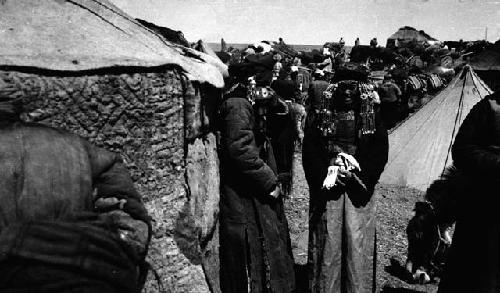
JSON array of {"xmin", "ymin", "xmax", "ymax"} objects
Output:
[
  {"xmin": 379, "ymin": 66, "xmax": 492, "ymax": 191},
  {"xmin": 0, "ymin": 0, "xmax": 225, "ymax": 88}
]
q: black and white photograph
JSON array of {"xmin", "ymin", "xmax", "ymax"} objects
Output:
[{"xmin": 0, "ymin": 0, "xmax": 499, "ymax": 292}]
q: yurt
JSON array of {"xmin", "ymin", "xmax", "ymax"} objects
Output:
[{"xmin": 0, "ymin": 0, "xmax": 226, "ymax": 292}]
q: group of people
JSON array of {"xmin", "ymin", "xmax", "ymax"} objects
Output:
[
  {"xmin": 217, "ymin": 38, "xmax": 500, "ymax": 293},
  {"xmin": 218, "ymin": 42, "xmax": 389, "ymax": 293}
]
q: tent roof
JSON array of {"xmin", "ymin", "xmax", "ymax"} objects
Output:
[
  {"xmin": 379, "ymin": 66, "xmax": 492, "ymax": 191},
  {"xmin": 388, "ymin": 26, "xmax": 438, "ymax": 42},
  {"xmin": 469, "ymin": 43, "xmax": 500, "ymax": 71},
  {"xmin": 0, "ymin": 0, "xmax": 226, "ymax": 88}
]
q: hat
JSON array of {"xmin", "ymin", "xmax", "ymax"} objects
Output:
[{"xmin": 244, "ymin": 47, "xmax": 256, "ymax": 55}]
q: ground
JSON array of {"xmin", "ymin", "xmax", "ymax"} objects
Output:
[{"xmin": 285, "ymin": 152, "xmax": 440, "ymax": 293}]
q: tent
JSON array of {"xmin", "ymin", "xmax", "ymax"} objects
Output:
[
  {"xmin": 386, "ymin": 26, "xmax": 439, "ymax": 48},
  {"xmin": 0, "ymin": 0, "xmax": 225, "ymax": 87},
  {"xmin": 379, "ymin": 66, "xmax": 492, "ymax": 191}
]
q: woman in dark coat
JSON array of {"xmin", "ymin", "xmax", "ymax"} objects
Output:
[
  {"xmin": 218, "ymin": 74, "xmax": 295, "ymax": 292},
  {"xmin": 438, "ymin": 91, "xmax": 500, "ymax": 293},
  {"xmin": 303, "ymin": 80, "xmax": 388, "ymax": 293}
]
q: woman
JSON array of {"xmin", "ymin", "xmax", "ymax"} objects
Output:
[{"xmin": 303, "ymin": 80, "xmax": 388, "ymax": 293}]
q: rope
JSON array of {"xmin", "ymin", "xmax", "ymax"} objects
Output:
[{"xmin": 441, "ymin": 69, "xmax": 468, "ymax": 176}]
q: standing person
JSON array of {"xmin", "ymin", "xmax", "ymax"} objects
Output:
[
  {"xmin": 377, "ymin": 74, "xmax": 402, "ymax": 129},
  {"xmin": 303, "ymin": 80, "xmax": 388, "ymax": 293},
  {"xmin": 438, "ymin": 90, "xmax": 500, "ymax": 293},
  {"xmin": 370, "ymin": 38, "xmax": 378, "ymax": 48},
  {"xmin": 355, "ymin": 38, "xmax": 360, "ymax": 47},
  {"xmin": 0, "ymin": 96, "xmax": 151, "ymax": 293},
  {"xmin": 219, "ymin": 64, "xmax": 295, "ymax": 293},
  {"xmin": 273, "ymin": 53, "xmax": 283, "ymax": 81}
]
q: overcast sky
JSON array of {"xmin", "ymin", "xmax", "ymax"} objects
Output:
[{"xmin": 110, "ymin": 0, "xmax": 500, "ymax": 46}]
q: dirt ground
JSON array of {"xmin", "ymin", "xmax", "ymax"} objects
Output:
[{"xmin": 285, "ymin": 152, "xmax": 440, "ymax": 293}]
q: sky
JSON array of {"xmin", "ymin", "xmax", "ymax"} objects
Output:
[{"xmin": 110, "ymin": 0, "xmax": 500, "ymax": 46}]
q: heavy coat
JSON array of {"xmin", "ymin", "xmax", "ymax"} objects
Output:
[
  {"xmin": 303, "ymin": 104, "xmax": 388, "ymax": 293},
  {"xmin": 438, "ymin": 92, "xmax": 500, "ymax": 293},
  {"xmin": 218, "ymin": 93, "xmax": 295, "ymax": 293},
  {"xmin": 0, "ymin": 121, "xmax": 150, "ymax": 293}
]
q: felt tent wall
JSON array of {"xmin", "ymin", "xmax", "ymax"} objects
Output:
[
  {"xmin": 0, "ymin": 0, "xmax": 226, "ymax": 292},
  {"xmin": 0, "ymin": 0, "xmax": 226, "ymax": 87},
  {"xmin": 379, "ymin": 66, "xmax": 492, "ymax": 191}
]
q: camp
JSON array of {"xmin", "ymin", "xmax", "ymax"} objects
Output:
[
  {"xmin": 379, "ymin": 65, "xmax": 492, "ymax": 191},
  {"xmin": 1, "ymin": 1, "xmax": 500, "ymax": 293}
]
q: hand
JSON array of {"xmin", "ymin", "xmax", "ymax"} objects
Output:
[
  {"xmin": 337, "ymin": 168, "xmax": 353, "ymax": 181},
  {"xmin": 269, "ymin": 185, "xmax": 281, "ymax": 199},
  {"xmin": 278, "ymin": 172, "xmax": 292, "ymax": 196},
  {"xmin": 94, "ymin": 197, "xmax": 127, "ymax": 212}
]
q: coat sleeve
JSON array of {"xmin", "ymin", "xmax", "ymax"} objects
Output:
[
  {"xmin": 452, "ymin": 98, "xmax": 500, "ymax": 175},
  {"xmin": 302, "ymin": 111, "xmax": 330, "ymax": 192},
  {"xmin": 83, "ymin": 140, "xmax": 150, "ymax": 225},
  {"xmin": 355, "ymin": 107, "xmax": 389, "ymax": 194},
  {"xmin": 221, "ymin": 98, "xmax": 278, "ymax": 194}
]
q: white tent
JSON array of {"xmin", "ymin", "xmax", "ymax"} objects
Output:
[{"xmin": 379, "ymin": 65, "xmax": 492, "ymax": 191}]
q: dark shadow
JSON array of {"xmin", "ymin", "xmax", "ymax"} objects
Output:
[
  {"xmin": 380, "ymin": 286, "xmax": 426, "ymax": 293},
  {"xmin": 294, "ymin": 263, "xmax": 309, "ymax": 293},
  {"xmin": 173, "ymin": 201, "xmax": 202, "ymax": 265},
  {"xmin": 385, "ymin": 258, "xmax": 411, "ymax": 283}
]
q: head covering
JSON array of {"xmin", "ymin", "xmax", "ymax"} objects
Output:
[
  {"xmin": 271, "ymin": 80, "xmax": 296, "ymax": 101},
  {"xmin": 244, "ymin": 47, "xmax": 256, "ymax": 56}
]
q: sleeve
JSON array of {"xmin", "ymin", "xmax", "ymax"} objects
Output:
[
  {"xmin": 221, "ymin": 98, "xmax": 278, "ymax": 194},
  {"xmin": 452, "ymin": 99, "xmax": 500, "ymax": 175},
  {"xmin": 302, "ymin": 111, "xmax": 330, "ymax": 193},
  {"xmin": 394, "ymin": 84, "xmax": 402, "ymax": 96},
  {"xmin": 355, "ymin": 107, "xmax": 389, "ymax": 194},
  {"xmin": 84, "ymin": 140, "xmax": 150, "ymax": 225}
]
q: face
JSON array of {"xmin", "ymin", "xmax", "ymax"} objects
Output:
[{"xmin": 336, "ymin": 85, "xmax": 357, "ymax": 106}]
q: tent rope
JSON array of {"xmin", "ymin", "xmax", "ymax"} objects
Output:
[{"xmin": 441, "ymin": 69, "xmax": 468, "ymax": 176}]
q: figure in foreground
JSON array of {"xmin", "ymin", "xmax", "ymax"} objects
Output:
[
  {"xmin": 438, "ymin": 90, "xmax": 500, "ymax": 293},
  {"xmin": 218, "ymin": 63, "xmax": 295, "ymax": 293},
  {"xmin": 0, "ymin": 96, "xmax": 151, "ymax": 293},
  {"xmin": 303, "ymin": 79, "xmax": 388, "ymax": 293}
]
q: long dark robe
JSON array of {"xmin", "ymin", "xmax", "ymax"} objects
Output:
[
  {"xmin": 438, "ymin": 93, "xmax": 500, "ymax": 293},
  {"xmin": 303, "ymin": 102, "xmax": 388, "ymax": 293},
  {"xmin": 0, "ymin": 121, "xmax": 150, "ymax": 293},
  {"xmin": 219, "ymin": 95, "xmax": 295, "ymax": 293}
]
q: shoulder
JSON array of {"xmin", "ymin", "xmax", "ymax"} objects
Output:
[{"xmin": 222, "ymin": 96, "xmax": 251, "ymax": 110}]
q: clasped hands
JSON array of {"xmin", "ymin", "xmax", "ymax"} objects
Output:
[{"xmin": 322, "ymin": 153, "xmax": 361, "ymax": 190}]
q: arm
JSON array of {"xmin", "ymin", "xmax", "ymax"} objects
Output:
[
  {"xmin": 221, "ymin": 98, "xmax": 278, "ymax": 194},
  {"xmin": 84, "ymin": 141, "xmax": 150, "ymax": 224},
  {"xmin": 354, "ymin": 107, "xmax": 389, "ymax": 194},
  {"xmin": 395, "ymin": 83, "xmax": 402, "ymax": 97},
  {"xmin": 84, "ymin": 140, "xmax": 151, "ymax": 257},
  {"xmin": 302, "ymin": 111, "xmax": 330, "ymax": 192}
]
